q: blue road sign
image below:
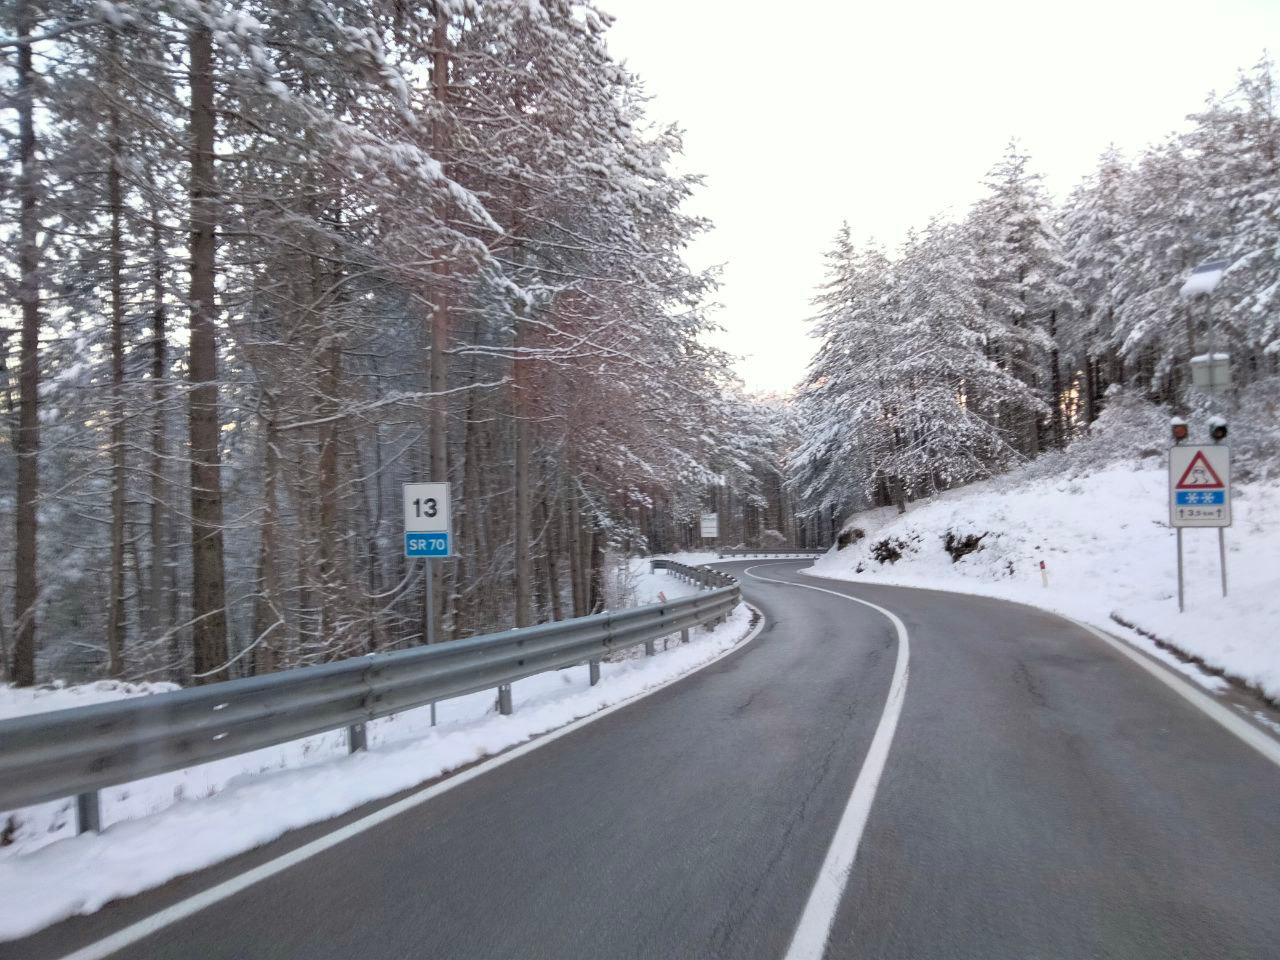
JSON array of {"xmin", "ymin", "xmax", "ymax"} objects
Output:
[
  {"xmin": 1176, "ymin": 490, "xmax": 1224, "ymax": 505},
  {"xmin": 405, "ymin": 532, "xmax": 450, "ymax": 557}
]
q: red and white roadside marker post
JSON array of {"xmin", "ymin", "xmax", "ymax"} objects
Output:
[{"xmin": 1039, "ymin": 560, "xmax": 1048, "ymax": 589}]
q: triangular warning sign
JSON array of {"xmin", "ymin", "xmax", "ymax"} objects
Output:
[{"xmin": 1176, "ymin": 450, "xmax": 1224, "ymax": 489}]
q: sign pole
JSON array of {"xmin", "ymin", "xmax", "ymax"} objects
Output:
[
  {"xmin": 426, "ymin": 566, "xmax": 437, "ymax": 725},
  {"xmin": 1218, "ymin": 528, "xmax": 1227, "ymax": 598},
  {"xmin": 1176, "ymin": 529, "xmax": 1185, "ymax": 613}
]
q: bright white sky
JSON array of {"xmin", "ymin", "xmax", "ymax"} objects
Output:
[{"xmin": 600, "ymin": 0, "xmax": 1280, "ymax": 394}]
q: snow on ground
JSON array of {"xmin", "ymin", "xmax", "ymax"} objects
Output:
[
  {"xmin": 0, "ymin": 679, "xmax": 180, "ymax": 721},
  {"xmin": 0, "ymin": 574, "xmax": 751, "ymax": 941},
  {"xmin": 808, "ymin": 464, "xmax": 1280, "ymax": 701}
]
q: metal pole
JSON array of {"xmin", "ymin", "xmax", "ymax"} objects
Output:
[
  {"xmin": 348, "ymin": 722, "xmax": 367, "ymax": 753},
  {"xmin": 76, "ymin": 790, "xmax": 101, "ymax": 834},
  {"xmin": 1218, "ymin": 527, "xmax": 1228, "ymax": 597},
  {"xmin": 1177, "ymin": 528, "xmax": 1185, "ymax": 613},
  {"xmin": 589, "ymin": 659, "xmax": 601, "ymax": 686},
  {"xmin": 426, "ymin": 561, "xmax": 437, "ymax": 726},
  {"xmin": 425, "ymin": 560, "xmax": 435, "ymax": 646},
  {"xmin": 498, "ymin": 683, "xmax": 513, "ymax": 715}
]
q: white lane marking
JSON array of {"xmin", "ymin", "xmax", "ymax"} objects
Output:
[
  {"xmin": 53, "ymin": 607, "xmax": 769, "ymax": 960},
  {"xmin": 796, "ymin": 566, "xmax": 1280, "ymax": 770},
  {"xmin": 740, "ymin": 564, "xmax": 910, "ymax": 960},
  {"xmin": 1073, "ymin": 620, "xmax": 1280, "ymax": 771}
]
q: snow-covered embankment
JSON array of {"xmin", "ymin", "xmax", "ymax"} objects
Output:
[{"xmin": 808, "ymin": 465, "xmax": 1279, "ymax": 702}]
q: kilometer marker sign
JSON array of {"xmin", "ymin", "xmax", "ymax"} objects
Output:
[{"xmin": 404, "ymin": 482, "xmax": 452, "ymax": 557}]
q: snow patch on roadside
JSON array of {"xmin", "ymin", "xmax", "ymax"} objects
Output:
[
  {"xmin": 808, "ymin": 465, "xmax": 1279, "ymax": 701},
  {"xmin": 0, "ymin": 580, "xmax": 751, "ymax": 941}
]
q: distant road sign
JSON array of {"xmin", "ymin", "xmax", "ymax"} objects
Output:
[
  {"xmin": 1169, "ymin": 445, "xmax": 1230, "ymax": 528},
  {"xmin": 700, "ymin": 513, "xmax": 719, "ymax": 539},
  {"xmin": 404, "ymin": 482, "xmax": 452, "ymax": 557}
]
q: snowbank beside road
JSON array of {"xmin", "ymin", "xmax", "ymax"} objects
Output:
[
  {"xmin": 809, "ymin": 464, "xmax": 1280, "ymax": 701},
  {"xmin": 0, "ymin": 572, "xmax": 751, "ymax": 941}
]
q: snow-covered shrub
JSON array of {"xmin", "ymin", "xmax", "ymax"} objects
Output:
[
  {"xmin": 943, "ymin": 531, "xmax": 986, "ymax": 562},
  {"xmin": 870, "ymin": 535, "xmax": 916, "ymax": 565},
  {"xmin": 604, "ymin": 550, "xmax": 639, "ymax": 610},
  {"xmin": 761, "ymin": 528, "xmax": 788, "ymax": 548},
  {"xmin": 837, "ymin": 527, "xmax": 865, "ymax": 550}
]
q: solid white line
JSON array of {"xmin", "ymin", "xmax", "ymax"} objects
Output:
[
  {"xmin": 1072, "ymin": 620, "xmax": 1280, "ymax": 770},
  {"xmin": 796, "ymin": 567, "xmax": 1280, "ymax": 771},
  {"xmin": 53, "ymin": 606, "xmax": 768, "ymax": 960},
  {"xmin": 740, "ymin": 564, "xmax": 911, "ymax": 960}
]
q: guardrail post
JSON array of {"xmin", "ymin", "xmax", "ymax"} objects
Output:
[
  {"xmin": 498, "ymin": 684, "xmax": 514, "ymax": 715},
  {"xmin": 645, "ymin": 639, "xmax": 656, "ymax": 656},
  {"xmin": 589, "ymin": 658, "xmax": 601, "ymax": 685},
  {"xmin": 348, "ymin": 721, "xmax": 367, "ymax": 753},
  {"xmin": 680, "ymin": 626, "xmax": 689, "ymax": 644},
  {"xmin": 76, "ymin": 790, "xmax": 101, "ymax": 834}
]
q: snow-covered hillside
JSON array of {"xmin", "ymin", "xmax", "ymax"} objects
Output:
[{"xmin": 809, "ymin": 463, "xmax": 1279, "ymax": 702}]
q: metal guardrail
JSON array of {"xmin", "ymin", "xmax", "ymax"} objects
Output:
[
  {"xmin": 0, "ymin": 561, "xmax": 739, "ymax": 832},
  {"xmin": 716, "ymin": 548, "xmax": 825, "ymax": 559}
]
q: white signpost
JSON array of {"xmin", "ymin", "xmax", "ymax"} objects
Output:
[
  {"xmin": 403, "ymin": 482, "xmax": 452, "ymax": 558},
  {"xmin": 1168, "ymin": 445, "xmax": 1230, "ymax": 611},
  {"xmin": 700, "ymin": 513, "xmax": 719, "ymax": 540},
  {"xmin": 404, "ymin": 482, "xmax": 451, "ymax": 723}
]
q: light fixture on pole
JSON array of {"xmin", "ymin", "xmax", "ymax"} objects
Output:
[{"xmin": 1179, "ymin": 258, "xmax": 1232, "ymax": 399}]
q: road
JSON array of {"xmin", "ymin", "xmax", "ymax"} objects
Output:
[{"xmin": 11, "ymin": 560, "xmax": 1280, "ymax": 960}]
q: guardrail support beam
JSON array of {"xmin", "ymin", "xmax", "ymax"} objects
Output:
[
  {"xmin": 498, "ymin": 684, "xmax": 514, "ymax": 715},
  {"xmin": 644, "ymin": 639, "xmax": 656, "ymax": 656},
  {"xmin": 348, "ymin": 722, "xmax": 367, "ymax": 753},
  {"xmin": 76, "ymin": 790, "xmax": 101, "ymax": 834},
  {"xmin": 681, "ymin": 626, "xmax": 690, "ymax": 644},
  {"xmin": 589, "ymin": 659, "xmax": 601, "ymax": 686}
]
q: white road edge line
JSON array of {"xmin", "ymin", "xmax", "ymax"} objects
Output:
[
  {"xmin": 799, "ymin": 565, "xmax": 1280, "ymax": 771},
  {"xmin": 741, "ymin": 563, "xmax": 911, "ymax": 960},
  {"xmin": 1072, "ymin": 620, "xmax": 1280, "ymax": 771},
  {"xmin": 53, "ymin": 604, "xmax": 769, "ymax": 960}
]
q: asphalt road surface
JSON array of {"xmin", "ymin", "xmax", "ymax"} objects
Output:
[{"xmin": 11, "ymin": 560, "xmax": 1280, "ymax": 960}]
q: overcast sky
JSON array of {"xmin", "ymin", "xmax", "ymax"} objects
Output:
[{"xmin": 599, "ymin": 0, "xmax": 1280, "ymax": 394}]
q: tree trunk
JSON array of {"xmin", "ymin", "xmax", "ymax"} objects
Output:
[
  {"xmin": 427, "ymin": 10, "xmax": 450, "ymax": 644},
  {"xmin": 567, "ymin": 478, "xmax": 586, "ymax": 617},
  {"xmin": 186, "ymin": 19, "xmax": 230, "ymax": 683},
  {"xmin": 588, "ymin": 522, "xmax": 605, "ymax": 614},
  {"xmin": 107, "ymin": 37, "xmax": 128, "ymax": 677},
  {"xmin": 252, "ymin": 412, "xmax": 283, "ymax": 674},
  {"xmin": 317, "ymin": 340, "xmax": 343, "ymax": 653},
  {"xmin": 1048, "ymin": 310, "xmax": 1064, "ymax": 449},
  {"xmin": 512, "ymin": 365, "xmax": 532, "ymax": 628},
  {"xmin": 11, "ymin": 0, "xmax": 41, "ymax": 687},
  {"xmin": 543, "ymin": 492, "xmax": 563, "ymax": 622},
  {"xmin": 145, "ymin": 161, "xmax": 179, "ymax": 679}
]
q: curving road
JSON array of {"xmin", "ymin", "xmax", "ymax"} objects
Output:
[{"xmin": 10, "ymin": 560, "xmax": 1280, "ymax": 960}]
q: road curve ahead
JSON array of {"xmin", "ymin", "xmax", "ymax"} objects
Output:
[{"xmin": 10, "ymin": 560, "xmax": 1280, "ymax": 960}]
